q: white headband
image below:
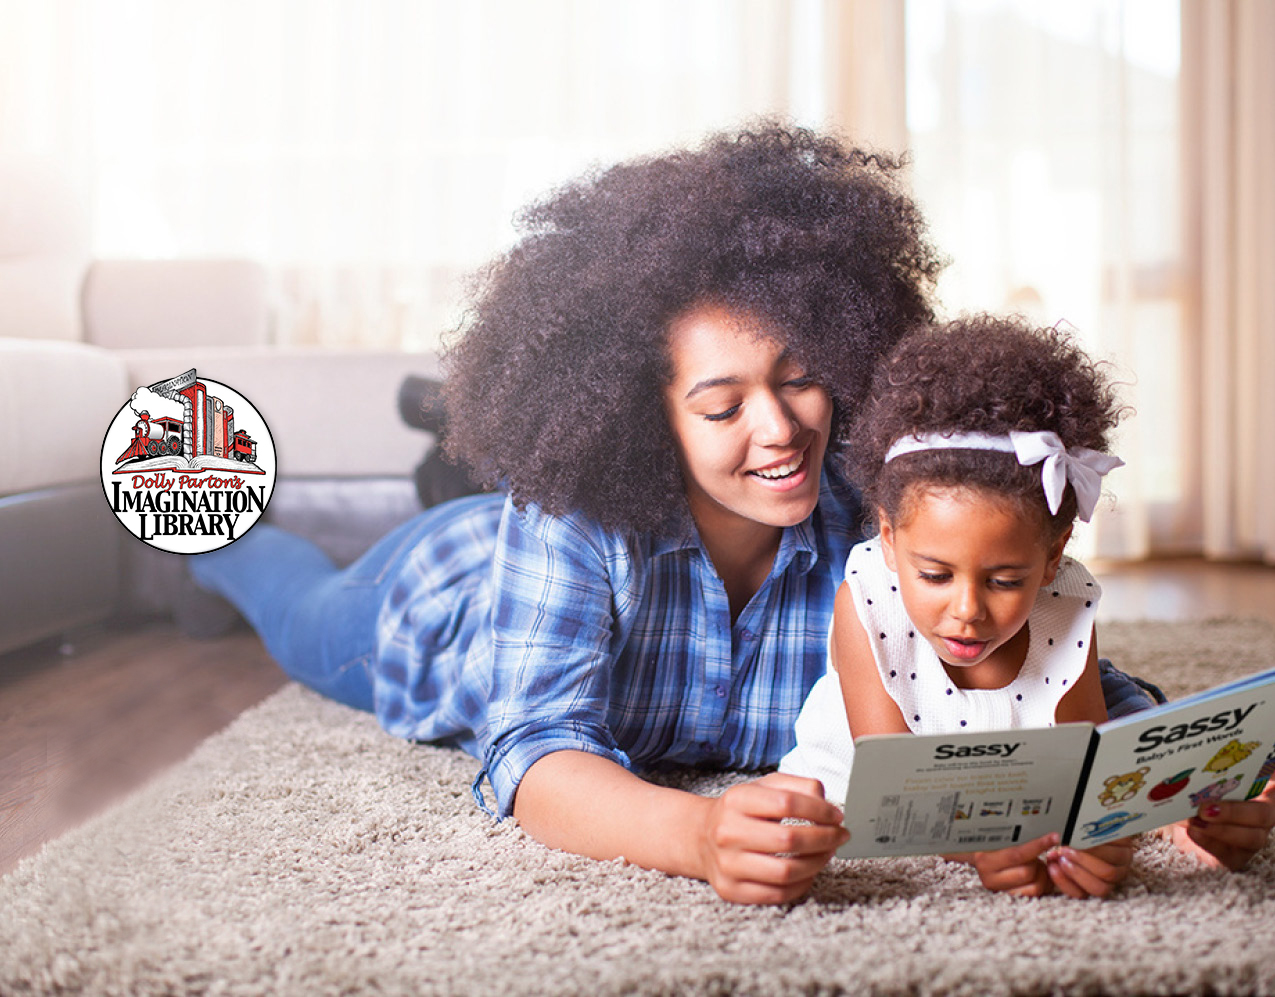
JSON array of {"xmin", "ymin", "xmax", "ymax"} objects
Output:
[{"xmin": 883, "ymin": 430, "xmax": 1124, "ymax": 523}]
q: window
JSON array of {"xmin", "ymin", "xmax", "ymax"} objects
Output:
[{"xmin": 906, "ymin": 0, "xmax": 1183, "ymax": 556}]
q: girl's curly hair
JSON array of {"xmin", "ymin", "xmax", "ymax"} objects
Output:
[
  {"xmin": 441, "ymin": 121, "xmax": 943, "ymax": 533},
  {"xmin": 846, "ymin": 314, "xmax": 1126, "ymax": 541}
]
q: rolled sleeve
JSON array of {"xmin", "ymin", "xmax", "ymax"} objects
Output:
[{"xmin": 477, "ymin": 719, "xmax": 632, "ymax": 818}]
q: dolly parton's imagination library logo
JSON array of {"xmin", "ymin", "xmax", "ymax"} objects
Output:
[{"xmin": 100, "ymin": 370, "xmax": 276, "ymax": 553}]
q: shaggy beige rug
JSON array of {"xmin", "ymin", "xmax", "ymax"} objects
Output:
[{"xmin": 2, "ymin": 619, "xmax": 1274, "ymax": 996}]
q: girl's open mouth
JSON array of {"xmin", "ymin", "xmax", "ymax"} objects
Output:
[{"xmin": 942, "ymin": 636, "xmax": 990, "ymax": 662}]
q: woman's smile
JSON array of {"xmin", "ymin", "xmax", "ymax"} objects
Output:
[{"xmin": 748, "ymin": 446, "xmax": 811, "ymax": 486}]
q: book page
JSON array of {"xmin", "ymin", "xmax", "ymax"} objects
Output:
[
  {"xmin": 113, "ymin": 453, "xmax": 266, "ymax": 474},
  {"xmin": 1067, "ymin": 669, "xmax": 1275, "ymax": 846},
  {"xmin": 838, "ymin": 724, "xmax": 1096, "ymax": 858}
]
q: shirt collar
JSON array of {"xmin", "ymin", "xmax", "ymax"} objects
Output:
[
  {"xmin": 648, "ymin": 504, "xmax": 822, "ymax": 576},
  {"xmin": 650, "ymin": 520, "xmax": 700, "ymax": 558},
  {"xmin": 780, "ymin": 513, "xmax": 820, "ymax": 576}
]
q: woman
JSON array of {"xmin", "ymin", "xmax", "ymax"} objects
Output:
[{"xmin": 192, "ymin": 123, "xmax": 1164, "ymax": 903}]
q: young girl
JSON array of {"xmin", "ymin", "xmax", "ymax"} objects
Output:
[{"xmin": 781, "ymin": 315, "xmax": 1275, "ymax": 898}]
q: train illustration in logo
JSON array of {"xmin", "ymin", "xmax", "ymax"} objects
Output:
[{"xmin": 115, "ymin": 371, "xmax": 258, "ymax": 466}]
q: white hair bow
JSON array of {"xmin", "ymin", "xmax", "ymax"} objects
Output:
[{"xmin": 883, "ymin": 430, "xmax": 1125, "ymax": 522}]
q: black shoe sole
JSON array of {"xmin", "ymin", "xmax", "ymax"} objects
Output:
[{"xmin": 398, "ymin": 375, "xmax": 447, "ymax": 435}]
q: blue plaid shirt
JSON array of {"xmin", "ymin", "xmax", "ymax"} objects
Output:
[{"xmin": 374, "ymin": 471, "xmax": 863, "ymax": 818}]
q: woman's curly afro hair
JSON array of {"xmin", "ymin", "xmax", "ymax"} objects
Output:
[
  {"xmin": 441, "ymin": 121, "xmax": 944, "ymax": 534},
  {"xmin": 847, "ymin": 314, "xmax": 1126, "ymax": 541}
]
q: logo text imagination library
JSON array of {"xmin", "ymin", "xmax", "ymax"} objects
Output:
[{"xmin": 100, "ymin": 369, "xmax": 276, "ymax": 554}]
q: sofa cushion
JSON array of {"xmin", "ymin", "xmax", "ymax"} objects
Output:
[
  {"xmin": 83, "ymin": 259, "xmax": 270, "ymax": 350},
  {"xmin": 119, "ymin": 347, "xmax": 439, "ymax": 478},
  {"xmin": 0, "ymin": 258, "xmax": 90, "ymax": 342},
  {"xmin": 0, "ymin": 338, "xmax": 129, "ymax": 495}
]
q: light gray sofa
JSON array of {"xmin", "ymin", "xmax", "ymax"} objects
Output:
[{"xmin": 0, "ymin": 158, "xmax": 437, "ymax": 655}]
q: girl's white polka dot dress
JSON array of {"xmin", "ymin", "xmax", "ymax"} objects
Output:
[{"xmin": 779, "ymin": 540, "xmax": 1099, "ymax": 803}]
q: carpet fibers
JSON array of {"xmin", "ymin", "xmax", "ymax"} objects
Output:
[{"xmin": 2, "ymin": 619, "xmax": 1274, "ymax": 996}]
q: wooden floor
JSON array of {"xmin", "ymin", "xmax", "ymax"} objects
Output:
[
  {"xmin": 1, "ymin": 557, "xmax": 1273, "ymax": 877},
  {"xmin": 0, "ymin": 622, "xmax": 285, "ymax": 875},
  {"xmin": 1089, "ymin": 558, "xmax": 1275, "ymax": 628}
]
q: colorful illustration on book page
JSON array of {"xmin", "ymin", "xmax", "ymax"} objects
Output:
[
  {"xmin": 1203, "ymin": 739, "xmax": 1261, "ymax": 773},
  {"xmin": 1079, "ymin": 810, "xmax": 1144, "ymax": 842},
  {"xmin": 1190, "ymin": 777, "xmax": 1242, "ymax": 808},
  {"xmin": 1096, "ymin": 767, "xmax": 1150, "ymax": 808},
  {"xmin": 1076, "ymin": 810, "xmax": 1147, "ymax": 841},
  {"xmin": 1244, "ymin": 747, "xmax": 1275, "ymax": 800},
  {"xmin": 1147, "ymin": 768, "xmax": 1195, "ymax": 805}
]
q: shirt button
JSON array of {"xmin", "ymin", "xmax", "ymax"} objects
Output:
[
  {"xmin": 715, "ymin": 685, "xmax": 727, "ymax": 698},
  {"xmin": 740, "ymin": 629, "xmax": 754, "ymax": 641}
]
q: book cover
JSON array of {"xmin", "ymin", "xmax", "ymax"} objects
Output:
[
  {"xmin": 838, "ymin": 668, "xmax": 1275, "ymax": 859},
  {"xmin": 1066, "ymin": 668, "xmax": 1275, "ymax": 846}
]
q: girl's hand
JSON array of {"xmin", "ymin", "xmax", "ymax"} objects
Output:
[
  {"xmin": 698, "ymin": 772, "xmax": 848, "ymax": 905},
  {"xmin": 1044, "ymin": 837, "xmax": 1134, "ymax": 899},
  {"xmin": 955, "ymin": 833, "xmax": 1060, "ymax": 897},
  {"xmin": 1170, "ymin": 783, "xmax": 1275, "ymax": 870}
]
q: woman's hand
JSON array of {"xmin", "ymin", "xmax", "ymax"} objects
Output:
[
  {"xmin": 1169, "ymin": 783, "xmax": 1275, "ymax": 870},
  {"xmin": 515, "ymin": 752, "xmax": 846, "ymax": 906},
  {"xmin": 698, "ymin": 772, "xmax": 849, "ymax": 905},
  {"xmin": 1044, "ymin": 837, "xmax": 1134, "ymax": 899}
]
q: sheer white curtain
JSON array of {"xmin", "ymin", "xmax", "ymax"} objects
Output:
[
  {"xmin": 904, "ymin": 0, "xmax": 1184, "ymax": 562},
  {"xmin": 0, "ymin": 0, "xmax": 853, "ymax": 350},
  {"xmin": 1181, "ymin": 0, "xmax": 1275, "ymax": 565},
  {"xmin": 904, "ymin": 0, "xmax": 1275, "ymax": 565}
]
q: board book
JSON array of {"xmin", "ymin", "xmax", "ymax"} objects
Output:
[{"xmin": 838, "ymin": 667, "xmax": 1275, "ymax": 858}]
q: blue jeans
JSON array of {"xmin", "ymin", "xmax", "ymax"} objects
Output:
[
  {"xmin": 190, "ymin": 495, "xmax": 495, "ymax": 712},
  {"xmin": 1101, "ymin": 659, "xmax": 1167, "ymax": 717}
]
